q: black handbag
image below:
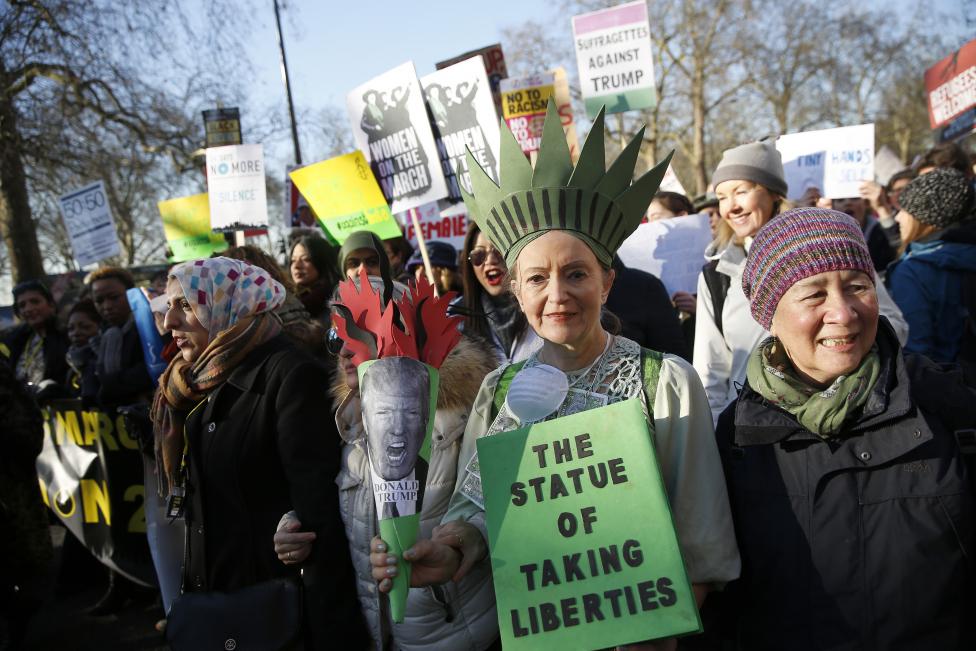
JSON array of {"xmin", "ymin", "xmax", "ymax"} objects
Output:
[{"xmin": 166, "ymin": 575, "xmax": 303, "ymax": 651}]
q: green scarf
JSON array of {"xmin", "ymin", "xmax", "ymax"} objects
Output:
[{"xmin": 746, "ymin": 338, "xmax": 881, "ymax": 438}]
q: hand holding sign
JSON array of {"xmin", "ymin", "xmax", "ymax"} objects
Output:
[
  {"xmin": 432, "ymin": 519, "xmax": 488, "ymax": 582},
  {"xmin": 369, "ymin": 533, "xmax": 460, "ymax": 591},
  {"xmin": 858, "ymin": 180, "xmax": 887, "ymax": 212}
]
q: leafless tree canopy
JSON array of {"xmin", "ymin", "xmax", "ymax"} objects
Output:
[
  {"xmin": 503, "ymin": 0, "xmax": 965, "ymax": 194},
  {"xmin": 0, "ymin": 0, "xmax": 968, "ymax": 288},
  {"xmin": 0, "ymin": 0, "xmax": 256, "ymax": 282}
]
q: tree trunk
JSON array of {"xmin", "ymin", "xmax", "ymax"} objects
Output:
[
  {"xmin": 0, "ymin": 73, "xmax": 45, "ymax": 283},
  {"xmin": 691, "ymin": 63, "xmax": 708, "ymax": 194},
  {"xmin": 103, "ymin": 173, "xmax": 135, "ymax": 264}
]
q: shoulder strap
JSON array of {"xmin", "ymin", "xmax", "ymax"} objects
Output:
[
  {"xmin": 701, "ymin": 259, "xmax": 731, "ymax": 336},
  {"xmin": 639, "ymin": 348, "xmax": 664, "ymax": 423},
  {"xmin": 491, "ymin": 361, "xmax": 526, "ymax": 421}
]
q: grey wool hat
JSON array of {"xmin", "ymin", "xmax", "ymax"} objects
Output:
[
  {"xmin": 899, "ymin": 167, "xmax": 975, "ymax": 229},
  {"xmin": 711, "ymin": 140, "xmax": 788, "ymax": 198}
]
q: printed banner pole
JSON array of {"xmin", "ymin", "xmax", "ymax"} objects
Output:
[{"xmin": 409, "ymin": 210, "xmax": 437, "ymax": 290}]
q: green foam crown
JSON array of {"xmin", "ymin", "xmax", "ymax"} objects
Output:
[{"xmin": 460, "ymin": 98, "xmax": 674, "ymax": 267}]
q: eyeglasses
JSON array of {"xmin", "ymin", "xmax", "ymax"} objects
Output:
[
  {"xmin": 467, "ymin": 246, "xmax": 502, "ymax": 267},
  {"xmin": 326, "ymin": 327, "xmax": 344, "ymax": 355}
]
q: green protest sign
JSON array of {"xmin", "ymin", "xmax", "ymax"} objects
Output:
[
  {"xmin": 158, "ymin": 193, "xmax": 228, "ymax": 262},
  {"xmin": 477, "ymin": 398, "xmax": 700, "ymax": 649}
]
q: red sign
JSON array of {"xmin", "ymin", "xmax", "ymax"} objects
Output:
[
  {"xmin": 398, "ymin": 202, "xmax": 468, "ymax": 251},
  {"xmin": 925, "ymin": 38, "xmax": 976, "ymax": 130}
]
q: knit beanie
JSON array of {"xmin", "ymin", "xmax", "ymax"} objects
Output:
[
  {"xmin": 711, "ymin": 140, "xmax": 788, "ymax": 198},
  {"xmin": 898, "ymin": 167, "xmax": 975, "ymax": 229},
  {"xmin": 742, "ymin": 208, "xmax": 875, "ymax": 330}
]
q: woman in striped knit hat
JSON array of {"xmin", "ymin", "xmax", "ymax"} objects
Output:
[
  {"xmin": 712, "ymin": 207, "xmax": 976, "ymax": 649},
  {"xmin": 693, "ymin": 141, "xmax": 909, "ymax": 425}
]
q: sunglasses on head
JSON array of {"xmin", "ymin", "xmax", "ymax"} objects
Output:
[
  {"xmin": 326, "ymin": 327, "xmax": 344, "ymax": 355},
  {"xmin": 467, "ymin": 246, "xmax": 501, "ymax": 267}
]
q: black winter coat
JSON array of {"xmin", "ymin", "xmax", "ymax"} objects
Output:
[
  {"xmin": 714, "ymin": 321, "xmax": 976, "ymax": 650},
  {"xmin": 90, "ymin": 318, "xmax": 154, "ymax": 409},
  {"xmin": 183, "ymin": 335, "xmax": 367, "ymax": 649},
  {"xmin": 2, "ymin": 320, "xmax": 69, "ymax": 388},
  {"xmin": 608, "ymin": 256, "xmax": 690, "ymax": 360},
  {"xmin": 863, "ymin": 218, "xmax": 895, "ymax": 273}
]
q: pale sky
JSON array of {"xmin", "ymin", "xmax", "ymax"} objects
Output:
[{"xmin": 0, "ymin": 0, "xmax": 968, "ymax": 302}]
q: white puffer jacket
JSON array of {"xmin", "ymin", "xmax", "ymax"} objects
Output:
[{"xmin": 335, "ymin": 336, "xmax": 500, "ymax": 651}]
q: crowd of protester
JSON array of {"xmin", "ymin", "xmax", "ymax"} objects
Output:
[{"xmin": 2, "ymin": 132, "xmax": 975, "ymax": 651}]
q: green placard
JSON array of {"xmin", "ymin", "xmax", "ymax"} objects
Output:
[
  {"xmin": 477, "ymin": 398, "xmax": 701, "ymax": 650},
  {"xmin": 319, "ymin": 204, "xmax": 403, "ymax": 244},
  {"xmin": 584, "ymin": 88, "xmax": 657, "ymax": 119},
  {"xmin": 157, "ymin": 193, "xmax": 228, "ymax": 262}
]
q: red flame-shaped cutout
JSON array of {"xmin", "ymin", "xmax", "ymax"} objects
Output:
[{"xmin": 331, "ymin": 267, "xmax": 461, "ymax": 369}]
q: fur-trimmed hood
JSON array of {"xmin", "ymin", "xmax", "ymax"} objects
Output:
[{"xmin": 330, "ymin": 332, "xmax": 498, "ymax": 412}]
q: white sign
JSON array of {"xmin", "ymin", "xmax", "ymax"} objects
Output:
[
  {"xmin": 58, "ymin": 181, "xmax": 121, "ymax": 267},
  {"xmin": 658, "ymin": 164, "xmax": 687, "ymax": 196},
  {"xmin": 420, "ymin": 56, "xmax": 502, "ymax": 202},
  {"xmin": 618, "ymin": 212, "xmax": 712, "ymax": 295},
  {"xmin": 347, "ymin": 61, "xmax": 449, "ymax": 214},
  {"xmin": 396, "ymin": 201, "xmax": 468, "ymax": 251},
  {"xmin": 571, "ymin": 0, "xmax": 655, "ymax": 118},
  {"xmin": 776, "ymin": 124, "xmax": 875, "ymax": 200},
  {"xmin": 873, "ymin": 145, "xmax": 904, "ymax": 187},
  {"xmin": 205, "ymin": 144, "xmax": 268, "ymax": 231}
]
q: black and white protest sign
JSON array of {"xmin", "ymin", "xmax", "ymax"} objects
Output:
[
  {"xmin": 421, "ymin": 56, "xmax": 501, "ymax": 202},
  {"xmin": 347, "ymin": 62, "xmax": 448, "ymax": 213},
  {"xmin": 205, "ymin": 144, "xmax": 269, "ymax": 231}
]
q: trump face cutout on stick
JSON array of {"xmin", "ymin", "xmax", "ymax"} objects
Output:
[
  {"xmin": 335, "ymin": 268, "xmax": 460, "ymax": 622},
  {"xmin": 362, "ymin": 357, "xmax": 432, "ymax": 519}
]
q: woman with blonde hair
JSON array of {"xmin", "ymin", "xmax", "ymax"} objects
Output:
[{"xmin": 693, "ymin": 141, "xmax": 908, "ymax": 423}]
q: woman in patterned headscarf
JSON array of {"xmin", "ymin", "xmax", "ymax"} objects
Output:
[{"xmin": 152, "ymin": 257, "xmax": 367, "ymax": 649}]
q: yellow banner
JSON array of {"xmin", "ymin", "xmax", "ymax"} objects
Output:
[
  {"xmin": 157, "ymin": 193, "xmax": 228, "ymax": 262},
  {"xmin": 501, "ymin": 84, "xmax": 555, "ymax": 119},
  {"xmin": 289, "ymin": 151, "xmax": 400, "ymax": 243}
]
